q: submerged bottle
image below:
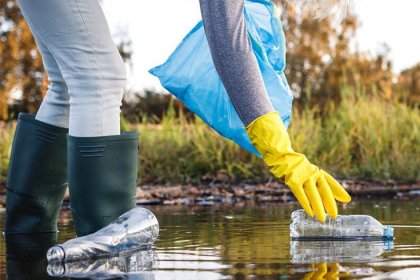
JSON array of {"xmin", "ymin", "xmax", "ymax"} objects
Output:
[
  {"xmin": 290, "ymin": 210, "xmax": 394, "ymax": 241},
  {"xmin": 47, "ymin": 207, "xmax": 159, "ymax": 262}
]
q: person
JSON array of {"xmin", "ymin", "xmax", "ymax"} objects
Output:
[{"xmin": 5, "ymin": 0, "xmax": 351, "ymax": 237}]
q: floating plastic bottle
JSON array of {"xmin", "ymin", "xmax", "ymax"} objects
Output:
[
  {"xmin": 47, "ymin": 207, "xmax": 159, "ymax": 263},
  {"xmin": 290, "ymin": 210, "xmax": 394, "ymax": 241},
  {"xmin": 290, "ymin": 240, "xmax": 394, "ymax": 264},
  {"xmin": 47, "ymin": 249, "xmax": 158, "ymax": 278}
]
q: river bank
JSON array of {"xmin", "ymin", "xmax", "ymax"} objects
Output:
[
  {"xmin": 2, "ymin": 93, "xmax": 420, "ymax": 185},
  {"xmin": 134, "ymin": 180, "xmax": 420, "ymax": 205},
  {"xmin": 0, "ymin": 180, "xmax": 419, "ymax": 208}
]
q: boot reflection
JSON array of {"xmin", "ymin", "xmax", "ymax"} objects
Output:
[
  {"xmin": 5, "ymin": 233, "xmax": 66, "ymax": 280},
  {"xmin": 47, "ymin": 249, "xmax": 158, "ymax": 279}
]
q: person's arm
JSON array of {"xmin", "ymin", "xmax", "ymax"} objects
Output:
[{"xmin": 199, "ymin": 0, "xmax": 351, "ymax": 222}]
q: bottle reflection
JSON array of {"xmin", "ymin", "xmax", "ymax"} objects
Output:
[
  {"xmin": 291, "ymin": 240, "xmax": 394, "ymax": 264},
  {"xmin": 47, "ymin": 249, "xmax": 158, "ymax": 279},
  {"xmin": 5, "ymin": 233, "xmax": 63, "ymax": 280},
  {"xmin": 291, "ymin": 240, "xmax": 394, "ymax": 279}
]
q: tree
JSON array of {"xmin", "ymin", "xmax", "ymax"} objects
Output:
[
  {"xmin": 276, "ymin": 0, "xmax": 393, "ymax": 109},
  {"xmin": 0, "ymin": 0, "xmax": 45, "ymax": 120},
  {"xmin": 0, "ymin": 0, "xmax": 407, "ymax": 121},
  {"xmin": 398, "ymin": 63, "xmax": 420, "ymax": 103}
]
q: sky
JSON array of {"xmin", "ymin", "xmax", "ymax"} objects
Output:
[{"xmin": 101, "ymin": 0, "xmax": 420, "ymax": 92}]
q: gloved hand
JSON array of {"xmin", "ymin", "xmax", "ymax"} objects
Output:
[{"xmin": 246, "ymin": 112, "xmax": 351, "ymax": 222}]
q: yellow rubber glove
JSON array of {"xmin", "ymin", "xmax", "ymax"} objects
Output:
[{"xmin": 246, "ymin": 112, "xmax": 351, "ymax": 222}]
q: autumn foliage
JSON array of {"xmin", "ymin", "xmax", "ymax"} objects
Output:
[{"xmin": 0, "ymin": 0, "xmax": 419, "ymax": 121}]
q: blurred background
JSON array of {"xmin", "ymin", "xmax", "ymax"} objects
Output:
[{"xmin": 0, "ymin": 0, "xmax": 419, "ymax": 186}]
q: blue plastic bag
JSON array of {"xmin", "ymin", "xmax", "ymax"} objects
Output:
[{"xmin": 149, "ymin": 0, "xmax": 293, "ymax": 156}]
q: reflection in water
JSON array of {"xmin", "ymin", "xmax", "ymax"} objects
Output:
[
  {"xmin": 5, "ymin": 233, "xmax": 59, "ymax": 280},
  {"xmin": 363, "ymin": 268, "xmax": 420, "ymax": 280},
  {"xmin": 291, "ymin": 241, "xmax": 394, "ymax": 280},
  {"xmin": 300, "ymin": 263, "xmax": 351, "ymax": 280},
  {"xmin": 5, "ymin": 232, "xmax": 158, "ymax": 280},
  {"xmin": 47, "ymin": 249, "xmax": 158, "ymax": 279},
  {"xmin": 290, "ymin": 240, "xmax": 394, "ymax": 264},
  {"xmin": 0, "ymin": 199, "xmax": 419, "ymax": 279}
]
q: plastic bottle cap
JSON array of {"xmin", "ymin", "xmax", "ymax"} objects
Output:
[
  {"xmin": 46, "ymin": 245, "xmax": 65, "ymax": 262},
  {"xmin": 383, "ymin": 226, "xmax": 394, "ymax": 240}
]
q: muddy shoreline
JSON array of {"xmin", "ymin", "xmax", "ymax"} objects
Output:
[
  {"xmin": 2, "ymin": 180, "xmax": 418, "ymax": 207},
  {"xmin": 133, "ymin": 180, "xmax": 420, "ymax": 205}
]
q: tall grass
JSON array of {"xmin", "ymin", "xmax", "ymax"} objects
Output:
[
  {"xmin": 138, "ymin": 91, "xmax": 419, "ymax": 184},
  {"xmin": 0, "ymin": 122, "xmax": 14, "ymax": 184},
  {"xmin": 137, "ymin": 105, "xmax": 268, "ymax": 184},
  {"xmin": 0, "ymin": 92, "xmax": 418, "ymax": 186},
  {"xmin": 289, "ymin": 89, "xmax": 420, "ymax": 182}
]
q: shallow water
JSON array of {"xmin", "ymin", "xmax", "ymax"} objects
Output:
[{"xmin": 0, "ymin": 198, "xmax": 419, "ymax": 279}]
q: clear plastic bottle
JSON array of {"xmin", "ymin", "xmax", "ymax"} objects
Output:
[
  {"xmin": 290, "ymin": 209, "xmax": 394, "ymax": 241},
  {"xmin": 47, "ymin": 207, "xmax": 159, "ymax": 262}
]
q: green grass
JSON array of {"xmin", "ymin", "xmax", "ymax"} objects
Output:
[
  {"xmin": 0, "ymin": 121, "xmax": 15, "ymax": 184},
  {"xmin": 137, "ymin": 91, "xmax": 419, "ymax": 184},
  {"xmin": 288, "ymin": 89, "xmax": 420, "ymax": 182},
  {"xmin": 137, "ymin": 106, "xmax": 268, "ymax": 185},
  {"xmin": 0, "ymin": 91, "xmax": 419, "ymax": 186}
]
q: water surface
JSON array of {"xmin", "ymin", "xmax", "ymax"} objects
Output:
[{"xmin": 0, "ymin": 199, "xmax": 419, "ymax": 279}]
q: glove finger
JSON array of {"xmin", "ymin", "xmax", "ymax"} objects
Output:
[
  {"xmin": 290, "ymin": 186, "xmax": 314, "ymax": 218},
  {"xmin": 325, "ymin": 263, "xmax": 340, "ymax": 280},
  {"xmin": 302, "ymin": 271, "xmax": 315, "ymax": 280},
  {"xmin": 324, "ymin": 172, "xmax": 351, "ymax": 203},
  {"xmin": 313, "ymin": 263, "xmax": 328, "ymax": 280},
  {"xmin": 304, "ymin": 179, "xmax": 326, "ymax": 222},
  {"xmin": 317, "ymin": 175, "xmax": 338, "ymax": 219}
]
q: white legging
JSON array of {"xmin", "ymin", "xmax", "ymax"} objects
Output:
[
  {"xmin": 18, "ymin": 0, "xmax": 274, "ymax": 137},
  {"xmin": 18, "ymin": 0, "xmax": 126, "ymax": 137}
]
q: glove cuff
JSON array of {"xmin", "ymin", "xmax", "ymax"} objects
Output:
[{"xmin": 246, "ymin": 111, "xmax": 293, "ymax": 156}]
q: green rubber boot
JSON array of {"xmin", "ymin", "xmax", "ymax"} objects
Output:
[
  {"xmin": 67, "ymin": 132, "xmax": 139, "ymax": 236},
  {"xmin": 5, "ymin": 113, "xmax": 68, "ymax": 234}
]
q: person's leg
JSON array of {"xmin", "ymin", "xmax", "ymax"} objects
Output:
[
  {"xmin": 16, "ymin": 0, "xmax": 138, "ymax": 236},
  {"xmin": 198, "ymin": 0, "xmax": 275, "ymax": 126},
  {"xmin": 30, "ymin": 27, "xmax": 70, "ymax": 129},
  {"xmin": 5, "ymin": 3, "xmax": 71, "ymax": 234},
  {"xmin": 17, "ymin": 0, "xmax": 125, "ymax": 137}
]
